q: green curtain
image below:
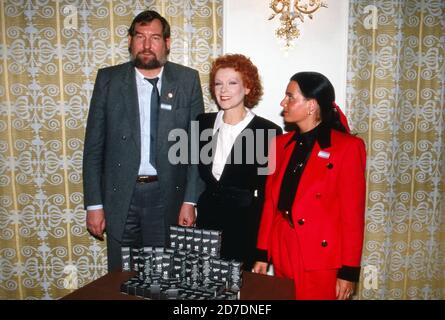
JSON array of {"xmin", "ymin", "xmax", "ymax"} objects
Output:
[
  {"xmin": 0, "ymin": 0, "xmax": 222, "ymax": 300},
  {"xmin": 346, "ymin": 0, "xmax": 445, "ymax": 299}
]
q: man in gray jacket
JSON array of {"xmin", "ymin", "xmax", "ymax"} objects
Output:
[{"xmin": 83, "ymin": 10, "xmax": 204, "ymax": 271}]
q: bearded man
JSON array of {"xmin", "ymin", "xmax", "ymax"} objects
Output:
[{"xmin": 83, "ymin": 10, "xmax": 204, "ymax": 271}]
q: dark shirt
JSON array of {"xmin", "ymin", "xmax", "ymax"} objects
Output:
[{"xmin": 278, "ymin": 125, "xmax": 319, "ymax": 212}]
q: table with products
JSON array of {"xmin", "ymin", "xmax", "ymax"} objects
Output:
[
  {"xmin": 61, "ymin": 270, "xmax": 294, "ymax": 300},
  {"xmin": 63, "ymin": 226, "xmax": 294, "ymax": 300}
]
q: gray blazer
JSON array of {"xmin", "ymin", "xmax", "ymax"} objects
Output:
[{"xmin": 83, "ymin": 61, "xmax": 205, "ymax": 241}]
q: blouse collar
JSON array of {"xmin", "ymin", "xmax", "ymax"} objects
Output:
[
  {"xmin": 285, "ymin": 122, "xmax": 332, "ymax": 149},
  {"xmin": 213, "ymin": 108, "xmax": 255, "ymax": 134}
]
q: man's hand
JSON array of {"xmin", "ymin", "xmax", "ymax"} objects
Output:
[
  {"xmin": 177, "ymin": 203, "xmax": 196, "ymax": 227},
  {"xmin": 336, "ymin": 278, "xmax": 355, "ymax": 300},
  {"xmin": 252, "ymin": 261, "xmax": 268, "ymax": 274},
  {"xmin": 86, "ymin": 209, "xmax": 106, "ymax": 240}
]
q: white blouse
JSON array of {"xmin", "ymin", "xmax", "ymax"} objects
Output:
[{"xmin": 211, "ymin": 108, "xmax": 255, "ymax": 180}]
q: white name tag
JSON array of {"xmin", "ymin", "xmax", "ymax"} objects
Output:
[
  {"xmin": 161, "ymin": 103, "xmax": 172, "ymax": 111},
  {"xmin": 318, "ymin": 151, "xmax": 330, "ymax": 159}
]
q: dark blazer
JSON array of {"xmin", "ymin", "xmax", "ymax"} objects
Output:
[
  {"xmin": 83, "ymin": 61, "xmax": 205, "ymax": 241},
  {"xmin": 195, "ymin": 112, "xmax": 282, "ymax": 270}
]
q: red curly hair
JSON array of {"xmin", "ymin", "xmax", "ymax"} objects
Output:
[{"xmin": 209, "ymin": 54, "xmax": 263, "ymax": 108}]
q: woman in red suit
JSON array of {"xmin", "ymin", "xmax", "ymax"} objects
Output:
[{"xmin": 253, "ymin": 72, "xmax": 366, "ymax": 300}]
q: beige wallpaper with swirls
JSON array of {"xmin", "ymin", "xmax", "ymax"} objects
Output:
[
  {"xmin": 346, "ymin": 0, "xmax": 444, "ymax": 299},
  {"xmin": 0, "ymin": 0, "xmax": 222, "ymax": 300}
]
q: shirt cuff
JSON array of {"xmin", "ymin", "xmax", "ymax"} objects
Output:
[
  {"xmin": 337, "ymin": 265, "xmax": 361, "ymax": 282},
  {"xmin": 183, "ymin": 201, "xmax": 196, "ymax": 207},
  {"xmin": 87, "ymin": 204, "xmax": 103, "ymax": 211}
]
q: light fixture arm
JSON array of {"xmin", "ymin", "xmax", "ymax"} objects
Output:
[{"xmin": 269, "ymin": 0, "xmax": 328, "ymax": 48}]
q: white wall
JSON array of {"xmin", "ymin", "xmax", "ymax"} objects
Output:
[{"xmin": 223, "ymin": 0, "xmax": 350, "ymax": 128}]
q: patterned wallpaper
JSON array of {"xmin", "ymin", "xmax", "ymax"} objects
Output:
[
  {"xmin": 2, "ymin": 0, "xmax": 444, "ymax": 301},
  {"xmin": 0, "ymin": 0, "xmax": 222, "ymax": 299},
  {"xmin": 346, "ymin": 0, "xmax": 444, "ymax": 299}
]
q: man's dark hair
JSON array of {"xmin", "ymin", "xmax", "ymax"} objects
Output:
[{"xmin": 128, "ymin": 10, "xmax": 171, "ymax": 39}]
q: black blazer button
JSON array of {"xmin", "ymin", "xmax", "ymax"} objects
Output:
[
  {"xmin": 113, "ymin": 187, "xmax": 117, "ymax": 192},
  {"xmin": 321, "ymin": 240, "xmax": 328, "ymax": 247},
  {"xmin": 326, "ymin": 163, "xmax": 333, "ymax": 169},
  {"xmin": 298, "ymin": 218, "xmax": 305, "ymax": 226},
  {"xmin": 122, "ymin": 135, "xmax": 127, "ymax": 140},
  {"xmin": 117, "ymin": 163, "xmax": 121, "ymax": 167}
]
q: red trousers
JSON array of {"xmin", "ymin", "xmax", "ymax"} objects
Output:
[{"xmin": 270, "ymin": 218, "xmax": 338, "ymax": 300}]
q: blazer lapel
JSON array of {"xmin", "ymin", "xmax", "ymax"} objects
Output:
[
  {"xmin": 272, "ymin": 136, "xmax": 296, "ymax": 204},
  {"xmin": 206, "ymin": 131, "xmax": 219, "ymax": 183},
  {"xmin": 160, "ymin": 63, "xmax": 178, "ymax": 105},
  {"xmin": 121, "ymin": 64, "xmax": 141, "ymax": 155},
  {"xmin": 294, "ymin": 142, "xmax": 332, "ymax": 203},
  {"xmin": 158, "ymin": 62, "xmax": 178, "ymax": 140}
]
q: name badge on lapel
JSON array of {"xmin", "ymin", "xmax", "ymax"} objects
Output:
[
  {"xmin": 318, "ymin": 151, "xmax": 330, "ymax": 159},
  {"xmin": 161, "ymin": 103, "xmax": 172, "ymax": 111}
]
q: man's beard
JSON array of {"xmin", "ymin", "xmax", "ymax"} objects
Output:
[{"xmin": 131, "ymin": 50, "xmax": 168, "ymax": 70}]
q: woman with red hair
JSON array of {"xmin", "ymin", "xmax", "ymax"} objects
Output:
[{"xmin": 195, "ymin": 54, "xmax": 282, "ymax": 270}]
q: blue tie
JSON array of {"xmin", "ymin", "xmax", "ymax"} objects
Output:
[{"xmin": 145, "ymin": 77, "xmax": 159, "ymax": 169}]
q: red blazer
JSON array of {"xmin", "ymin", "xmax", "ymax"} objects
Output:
[{"xmin": 257, "ymin": 129, "xmax": 366, "ymax": 271}]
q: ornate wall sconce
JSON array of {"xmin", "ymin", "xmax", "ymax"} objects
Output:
[{"xmin": 269, "ymin": 0, "xmax": 328, "ymax": 48}]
